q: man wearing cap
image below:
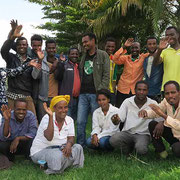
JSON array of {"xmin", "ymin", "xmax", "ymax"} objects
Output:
[{"xmin": 30, "ymin": 95, "xmax": 84, "ymax": 175}]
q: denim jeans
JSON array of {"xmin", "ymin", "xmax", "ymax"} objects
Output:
[
  {"xmin": 86, "ymin": 136, "xmax": 113, "ymax": 151},
  {"xmin": 67, "ymin": 97, "xmax": 78, "ymax": 121},
  {"xmin": 77, "ymin": 94, "xmax": 99, "ymax": 146}
]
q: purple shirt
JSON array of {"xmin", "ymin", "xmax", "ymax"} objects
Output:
[{"xmin": 0, "ymin": 110, "xmax": 37, "ymax": 141}]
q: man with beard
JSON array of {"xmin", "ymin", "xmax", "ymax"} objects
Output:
[
  {"xmin": 0, "ymin": 99, "xmax": 37, "ymax": 162},
  {"xmin": 139, "ymin": 81, "xmax": 180, "ymax": 158},
  {"xmin": 143, "ymin": 37, "xmax": 163, "ymax": 102},
  {"xmin": 54, "ymin": 48, "xmax": 81, "ymax": 121},
  {"xmin": 153, "ymin": 26, "xmax": 180, "ymax": 90},
  {"xmin": 112, "ymin": 38, "xmax": 149, "ymax": 108},
  {"xmin": 77, "ymin": 33, "xmax": 110, "ymax": 146},
  {"xmin": 110, "ymin": 81, "xmax": 160, "ymax": 155}
]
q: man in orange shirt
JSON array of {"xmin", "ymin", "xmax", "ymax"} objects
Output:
[{"xmin": 113, "ymin": 38, "xmax": 149, "ymax": 107}]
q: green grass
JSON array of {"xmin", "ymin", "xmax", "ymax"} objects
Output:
[{"xmin": 1, "ymin": 118, "xmax": 180, "ymax": 180}]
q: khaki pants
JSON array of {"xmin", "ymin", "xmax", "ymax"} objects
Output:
[{"xmin": 8, "ymin": 96, "xmax": 36, "ymax": 116}]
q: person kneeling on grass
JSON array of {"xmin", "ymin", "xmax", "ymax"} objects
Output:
[
  {"xmin": 86, "ymin": 89, "xmax": 120, "ymax": 151},
  {"xmin": 30, "ymin": 95, "xmax": 84, "ymax": 175},
  {"xmin": 139, "ymin": 80, "xmax": 180, "ymax": 159}
]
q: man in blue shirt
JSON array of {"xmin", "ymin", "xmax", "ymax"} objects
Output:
[
  {"xmin": 143, "ymin": 37, "xmax": 163, "ymax": 102},
  {"xmin": 0, "ymin": 99, "xmax": 37, "ymax": 162}
]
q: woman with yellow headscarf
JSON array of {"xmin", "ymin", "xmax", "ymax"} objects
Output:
[{"xmin": 30, "ymin": 95, "xmax": 84, "ymax": 175}]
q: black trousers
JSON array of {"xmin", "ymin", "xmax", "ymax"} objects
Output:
[
  {"xmin": 148, "ymin": 121, "xmax": 180, "ymax": 157},
  {"xmin": 0, "ymin": 139, "xmax": 33, "ymax": 161}
]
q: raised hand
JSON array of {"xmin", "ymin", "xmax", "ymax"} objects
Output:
[
  {"xmin": 159, "ymin": 37, "xmax": 169, "ymax": 50},
  {"xmin": 10, "ymin": 19, "xmax": 18, "ymax": 31},
  {"xmin": 124, "ymin": 38, "xmax": 134, "ymax": 48},
  {"xmin": 49, "ymin": 59, "xmax": 58, "ymax": 73},
  {"xmin": 59, "ymin": 52, "xmax": 66, "ymax": 61},
  {"xmin": 29, "ymin": 59, "xmax": 41, "ymax": 70},
  {"xmin": 37, "ymin": 51, "xmax": 44, "ymax": 62},
  {"xmin": 43, "ymin": 102, "xmax": 53, "ymax": 117},
  {"xmin": 13, "ymin": 25, "xmax": 23, "ymax": 38},
  {"xmin": 1, "ymin": 105, "xmax": 11, "ymax": 121}
]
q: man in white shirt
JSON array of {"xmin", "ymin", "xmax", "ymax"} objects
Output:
[{"xmin": 110, "ymin": 80, "xmax": 160, "ymax": 155}]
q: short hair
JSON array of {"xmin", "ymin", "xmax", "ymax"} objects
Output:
[
  {"xmin": 16, "ymin": 37, "xmax": 28, "ymax": 46},
  {"xmin": 31, "ymin": 34, "xmax": 43, "ymax": 43},
  {"xmin": 146, "ymin": 36, "xmax": 158, "ymax": 44},
  {"xmin": 82, "ymin": 32, "xmax": 97, "ymax": 44},
  {"xmin": 96, "ymin": 89, "xmax": 111, "ymax": 101},
  {"xmin": 135, "ymin": 80, "xmax": 149, "ymax": 90},
  {"xmin": 166, "ymin": 26, "xmax": 179, "ymax": 34},
  {"xmin": 14, "ymin": 98, "xmax": 28, "ymax": 107},
  {"xmin": 164, "ymin": 80, "xmax": 180, "ymax": 91},
  {"xmin": 45, "ymin": 39, "xmax": 56, "ymax": 47},
  {"xmin": 105, "ymin": 37, "xmax": 116, "ymax": 44},
  {"xmin": 68, "ymin": 47, "xmax": 79, "ymax": 55}
]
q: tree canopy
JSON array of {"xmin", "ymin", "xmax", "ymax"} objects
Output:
[{"xmin": 27, "ymin": 0, "xmax": 180, "ymax": 51}]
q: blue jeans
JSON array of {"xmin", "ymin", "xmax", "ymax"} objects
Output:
[
  {"xmin": 86, "ymin": 136, "xmax": 113, "ymax": 151},
  {"xmin": 67, "ymin": 97, "xmax": 78, "ymax": 121},
  {"xmin": 77, "ymin": 94, "xmax": 99, "ymax": 146}
]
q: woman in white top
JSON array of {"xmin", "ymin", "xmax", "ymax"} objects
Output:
[
  {"xmin": 86, "ymin": 89, "xmax": 120, "ymax": 150},
  {"xmin": 30, "ymin": 95, "xmax": 84, "ymax": 174}
]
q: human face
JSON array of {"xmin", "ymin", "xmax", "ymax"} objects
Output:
[
  {"xmin": 146, "ymin": 39, "xmax": 157, "ymax": 54},
  {"xmin": 54, "ymin": 101, "xmax": 68, "ymax": 120},
  {"xmin": 165, "ymin": 28, "xmax": 179, "ymax": 46},
  {"xmin": 131, "ymin": 42, "xmax": 140, "ymax": 58},
  {"xmin": 31, "ymin": 40, "xmax": 42, "ymax": 53},
  {"xmin": 14, "ymin": 102, "xmax": 27, "ymax": 122},
  {"xmin": 69, "ymin": 49, "xmax": 79, "ymax": 63},
  {"xmin": 97, "ymin": 94, "xmax": 110, "ymax": 110},
  {"xmin": 46, "ymin": 43, "xmax": 56, "ymax": 57},
  {"xmin": 164, "ymin": 84, "xmax": 180, "ymax": 107},
  {"xmin": 82, "ymin": 35, "xmax": 95, "ymax": 51},
  {"xmin": 16, "ymin": 40, "xmax": 28, "ymax": 55},
  {"xmin": 105, "ymin": 41, "xmax": 116, "ymax": 55},
  {"xmin": 135, "ymin": 83, "xmax": 148, "ymax": 101}
]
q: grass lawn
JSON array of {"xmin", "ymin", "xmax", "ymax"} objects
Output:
[{"xmin": 1, "ymin": 118, "xmax": 180, "ymax": 180}]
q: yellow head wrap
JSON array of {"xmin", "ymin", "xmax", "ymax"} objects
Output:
[{"xmin": 50, "ymin": 95, "xmax": 70, "ymax": 112}]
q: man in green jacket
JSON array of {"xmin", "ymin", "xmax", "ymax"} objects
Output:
[{"xmin": 77, "ymin": 32, "xmax": 110, "ymax": 146}]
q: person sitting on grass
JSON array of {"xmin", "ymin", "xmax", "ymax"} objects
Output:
[
  {"xmin": 0, "ymin": 99, "xmax": 38, "ymax": 162},
  {"xmin": 86, "ymin": 89, "xmax": 120, "ymax": 151},
  {"xmin": 109, "ymin": 80, "xmax": 162, "ymax": 156},
  {"xmin": 30, "ymin": 95, "xmax": 84, "ymax": 175},
  {"xmin": 139, "ymin": 80, "xmax": 180, "ymax": 159}
]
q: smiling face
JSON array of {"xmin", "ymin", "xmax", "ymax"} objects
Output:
[
  {"xmin": 16, "ymin": 40, "xmax": 28, "ymax": 55},
  {"xmin": 46, "ymin": 43, "xmax": 56, "ymax": 57},
  {"xmin": 97, "ymin": 94, "xmax": 110, "ymax": 111},
  {"xmin": 164, "ymin": 84, "xmax": 180, "ymax": 107},
  {"xmin": 68, "ymin": 49, "xmax": 79, "ymax": 63},
  {"xmin": 54, "ymin": 101, "xmax": 68, "ymax": 120},
  {"xmin": 146, "ymin": 39, "xmax": 157, "ymax": 54},
  {"xmin": 165, "ymin": 28, "xmax": 179, "ymax": 47},
  {"xmin": 14, "ymin": 101, "xmax": 27, "ymax": 122},
  {"xmin": 131, "ymin": 42, "xmax": 140, "ymax": 58},
  {"xmin": 135, "ymin": 83, "xmax": 148, "ymax": 101},
  {"xmin": 105, "ymin": 41, "xmax": 116, "ymax": 55},
  {"xmin": 82, "ymin": 35, "xmax": 95, "ymax": 51}
]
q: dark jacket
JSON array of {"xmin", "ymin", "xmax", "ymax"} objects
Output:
[
  {"xmin": 1, "ymin": 39, "xmax": 33, "ymax": 96},
  {"xmin": 55, "ymin": 60, "xmax": 78, "ymax": 102},
  {"xmin": 79, "ymin": 49, "xmax": 110, "ymax": 91}
]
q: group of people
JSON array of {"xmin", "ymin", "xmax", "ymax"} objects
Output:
[{"xmin": 0, "ymin": 19, "xmax": 179, "ymax": 174}]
